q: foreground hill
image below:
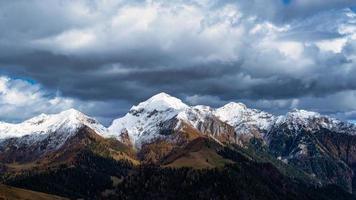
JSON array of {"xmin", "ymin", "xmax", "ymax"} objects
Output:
[
  {"xmin": 4, "ymin": 141, "xmax": 352, "ymax": 200},
  {"xmin": 0, "ymin": 184, "xmax": 67, "ymax": 200}
]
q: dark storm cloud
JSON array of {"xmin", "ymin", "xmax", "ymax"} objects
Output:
[{"xmin": 0, "ymin": 0, "xmax": 356, "ymax": 122}]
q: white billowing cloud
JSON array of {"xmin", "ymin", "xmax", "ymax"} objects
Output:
[
  {"xmin": 316, "ymin": 38, "xmax": 347, "ymax": 53},
  {"xmin": 0, "ymin": 76, "xmax": 124, "ymax": 125},
  {"xmin": 9, "ymin": 1, "xmax": 356, "ymax": 75},
  {"xmin": 0, "ymin": 76, "xmax": 75, "ymax": 122},
  {"xmin": 32, "ymin": 1, "xmax": 245, "ymax": 63},
  {"xmin": 34, "ymin": 29, "xmax": 96, "ymax": 51},
  {"xmin": 29, "ymin": 1, "xmax": 355, "ymax": 70}
]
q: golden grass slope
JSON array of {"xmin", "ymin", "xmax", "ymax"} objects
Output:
[{"xmin": 163, "ymin": 137, "xmax": 233, "ymax": 169}]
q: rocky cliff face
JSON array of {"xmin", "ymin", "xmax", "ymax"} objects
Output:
[{"xmin": 267, "ymin": 110, "xmax": 356, "ymax": 192}]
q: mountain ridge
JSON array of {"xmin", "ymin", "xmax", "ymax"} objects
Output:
[
  {"xmin": 108, "ymin": 92, "xmax": 356, "ymax": 149},
  {"xmin": 1, "ymin": 92, "xmax": 355, "ymax": 150},
  {"xmin": 1, "ymin": 92, "xmax": 356, "ymax": 198}
]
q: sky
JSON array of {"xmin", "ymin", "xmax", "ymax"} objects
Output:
[{"xmin": 0, "ymin": 0, "xmax": 356, "ymax": 125}]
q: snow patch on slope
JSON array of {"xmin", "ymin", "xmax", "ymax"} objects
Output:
[{"xmin": 176, "ymin": 105, "xmax": 214, "ymax": 128}]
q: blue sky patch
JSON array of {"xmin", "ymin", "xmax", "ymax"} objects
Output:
[
  {"xmin": 349, "ymin": 120, "xmax": 356, "ymax": 125},
  {"xmin": 282, "ymin": 0, "xmax": 292, "ymax": 5},
  {"xmin": 351, "ymin": 6, "xmax": 356, "ymax": 13}
]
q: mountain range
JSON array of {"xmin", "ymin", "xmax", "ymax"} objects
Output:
[{"xmin": 1, "ymin": 92, "xmax": 356, "ymax": 199}]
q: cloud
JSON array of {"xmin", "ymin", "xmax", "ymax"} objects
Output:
[
  {"xmin": 185, "ymin": 94, "xmax": 227, "ymax": 106},
  {"xmin": 0, "ymin": 0, "xmax": 356, "ymax": 121},
  {"xmin": 0, "ymin": 76, "xmax": 128, "ymax": 125},
  {"xmin": 0, "ymin": 76, "xmax": 74, "ymax": 122}
]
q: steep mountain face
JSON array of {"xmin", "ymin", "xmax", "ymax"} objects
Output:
[
  {"xmin": 267, "ymin": 110, "xmax": 356, "ymax": 157},
  {"xmin": 267, "ymin": 109, "xmax": 356, "ymax": 192},
  {"xmin": 177, "ymin": 105, "xmax": 236, "ymax": 144},
  {"xmin": 214, "ymin": 102, "xmax": 275, "ymax": 144}
]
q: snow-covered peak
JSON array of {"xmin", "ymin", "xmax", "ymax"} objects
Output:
[
  {"xmin": 109, "ymin": 93, "xmax": 190, "ymax": 148},
  {"xmin": 222, "ymin": 102, "xmax": 247, "ymax": 110},
  {"xmin": 130, "ymin": 92, "xmax": 188, "ymax": 112},
  {"xmin": 214, "ymin": 102, "xmax": 275, "ymax": 134},
  {"xmin": 0, "ymin": 108, "xmax": 108, "ymax": 140},
  {"xmin": 286, "ymin": 109, "xmax": 321, "ymax": 120},
  {"xmin": 273, "ymin": 109, "xmax": 356, "ymax": 135},
  {"xmin": 214, "ymin": 102, "xmax": 248, "ymax": 122},
  {"xmin": 275, "ymin": 109, "xmax": 323, "ymax": 127},
  {"xmin": 24, "ymin": 113, "xmax": 49, "ymax": 125},
  {"xmin": 23, "ymin": 109, "xmax": 86, "ymax": 126},
  {"xmin": 60, "ymin": 108, "xmax": 86, "ymax": 116}
]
